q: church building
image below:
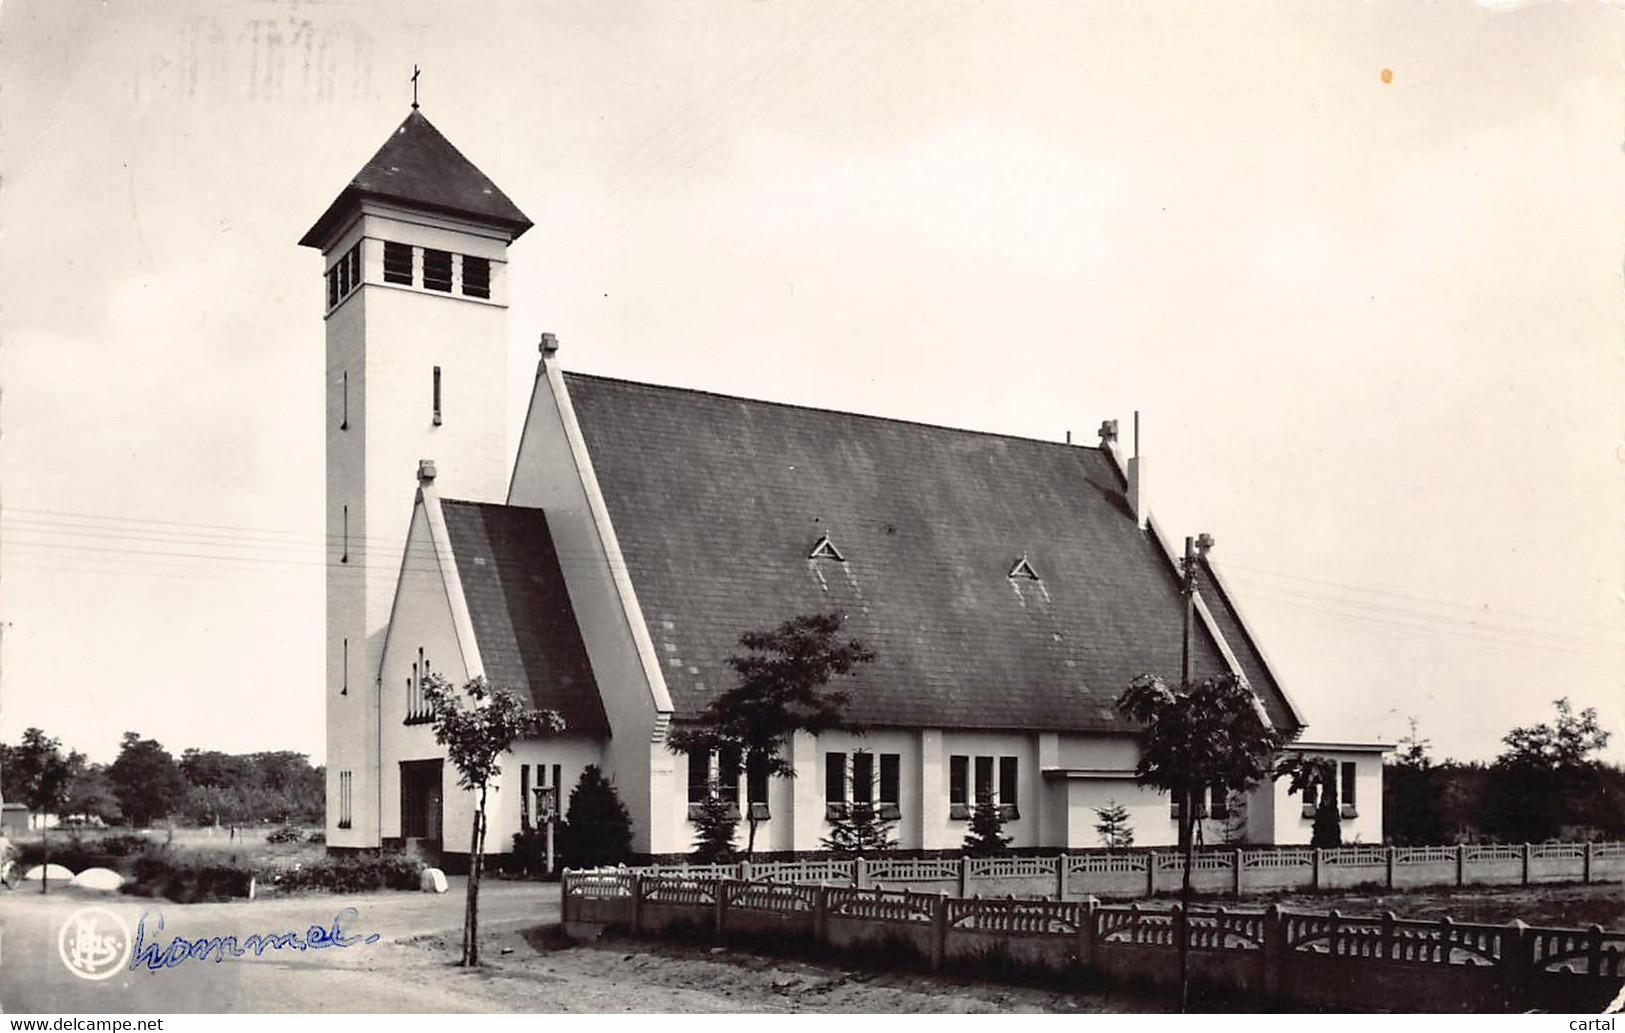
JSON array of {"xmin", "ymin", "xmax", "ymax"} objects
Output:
[{"xmin": 302, "ymin": 110, "xmax": 1386, "ymax": 862}]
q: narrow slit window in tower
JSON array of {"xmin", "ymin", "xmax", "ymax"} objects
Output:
[
  {"xmin": 340, "ymin": 371, "xmax": 348, "ymax": 431},
  {"xmin": 422, "ymin": 249, "xmax": 453, "ymax": 292},
  {"xmin": 341, "ymin": 505, "xmax": 349, "ymax": 564},
  {"xmin": 383, "ymin": 241, "xmax": 414, "ymax": 285},
  {"xmin": 432, "ymin": 366, "xmax": 442, "ymax": 425},
  {"xmin": 462, "ymin": 256, "xmax": 491, "ymax": 299}
]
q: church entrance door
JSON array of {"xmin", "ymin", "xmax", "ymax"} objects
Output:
[{"xmin": 400, "ymin": 759, "xmax": 444, "ymax": 844}]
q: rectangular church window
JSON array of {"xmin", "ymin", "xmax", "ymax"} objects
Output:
[
  {"xmin": 949, "ymin": 755, "xmax": 969, "ymax": 819},
  {"xmin": 462, "ymin": 256, "xmax": 490, "ymax": 299},
  {"xmin": 422, "ymin": 249, "xmax": 452, "ymax": 292}
]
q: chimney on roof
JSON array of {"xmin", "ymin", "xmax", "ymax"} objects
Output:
[
  {"xmin": 539, "ymin": 332, "xmax": 559, "ymax": 357},
  {"xmin": 1127, "ymin": 411, "xmax": 1147, "ymax": 527},
  {"xmin": 418, "ymin": 459, "xmax": 437, "ymax": 485}
]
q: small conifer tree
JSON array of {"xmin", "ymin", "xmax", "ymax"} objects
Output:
[
  {"xmin": 690, "ymin": 785, "xmax": 739, "ymax": 863},
  {"xmin": 962, "ymin": 802, "xmax": 1011, "ymax": 856},
  {"xmin": 1093, "ymin": 799, "xmax": 1134, "ymax": 849},
  {"xmin": 559, "ymin": 765, "xmax": 634, "ymax": 869},
  {"xmin": 821, "ymin": 802, "xmax": 896, "ymax": 856}
]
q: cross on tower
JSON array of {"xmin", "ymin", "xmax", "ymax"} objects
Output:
[{"xmin": 411, "ymin": 65, "xmax": 421, "ymax": 110}]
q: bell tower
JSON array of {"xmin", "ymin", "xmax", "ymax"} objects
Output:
[{"xmin": 300, "ymin": 109, "xmax": 531, "ymax": 848}]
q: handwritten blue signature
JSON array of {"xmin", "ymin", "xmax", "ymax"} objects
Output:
[{"xmin": 129, "ymin": 906, "xmax": 382, "ymax": 970}]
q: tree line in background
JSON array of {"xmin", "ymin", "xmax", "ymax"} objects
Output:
[
  {"xmin": 1385, "ymin": 698, "xmax": 1622, "ymax": 845},
  {"xmin": 0, "ymin": 728, "xmax": 323, "ymax": 832}
]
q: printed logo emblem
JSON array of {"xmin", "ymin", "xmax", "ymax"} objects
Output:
[{"xmin": 58, "ymin": 906, "xmax": 132, "ymax": 981}]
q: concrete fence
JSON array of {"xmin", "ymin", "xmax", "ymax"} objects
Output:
[
  {"xmin": 618, "ymin": 841, "xmax": 1625, "ymax": 900},
  {"xmin": 561, "ymin": 870, "xmax": 1625, "ymax": 1012}
]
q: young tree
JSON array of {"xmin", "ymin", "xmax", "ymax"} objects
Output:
[
  {"xmin": 1093, "ymin": 799, "xmax": 1134, "ymax": 849},
  {"xmin": 963, "ymin": 802, "xmax": 1012, "ymax": 856},
  {"xmin": 689, "ymin": 786, "xmax": 740, "ymax": 863},
  {"xmin": 557, "ymin": 765, "xmax": 634, "ymax": 870},
  {"xmin": 108, "ymin": 733, "xmax": 186, "ymax": 828},
  {"xmin": 423, "ymin": 674, "xmax": 564, "ymax": 966},
  {"xmin": 667, "ymin": 612, "xmax": 875, "ymax": 857},
  {"xmin": 1117, "ymin": 671, "xmax": 1285, "ymax": 1011}
]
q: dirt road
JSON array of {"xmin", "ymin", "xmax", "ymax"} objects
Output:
[{"xmin": 0, "ymin": 881, "xmax": 1148, "ymax": 1013}]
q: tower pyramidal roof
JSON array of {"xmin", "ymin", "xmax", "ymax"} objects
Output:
[{"xmin": 299, "ymin": 109, "xmax": 532, "ymax": 249}]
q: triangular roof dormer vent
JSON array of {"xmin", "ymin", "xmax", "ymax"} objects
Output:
[
  {"xmin": 1009, "ymin": 554, "xmax": 1040, "ymax": 581},
  {"xmin": 808, "ymin": 533, "xmax": 845, "ymax": 562}
]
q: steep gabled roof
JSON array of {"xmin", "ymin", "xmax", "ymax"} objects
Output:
[
  {"xmin": 439, "ymin": 500, "xmax": 608, "ymax": 737},
  {"xmin": 298, "ymin": 110, "xmax": 532, "ymax": 249},
  {"xmin": 557, "ymin": 373, "xmax": 1300, "ymax": 735}
]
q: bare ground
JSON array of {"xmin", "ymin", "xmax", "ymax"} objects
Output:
[{"xmin": 393, "ymin": 922, "xmax": 1171, "ymax": 1013}]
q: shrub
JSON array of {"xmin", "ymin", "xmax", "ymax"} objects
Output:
[
  {"xmin": 306, "ymin": 830, "xmax": 327, "ymax": 845},
  {"xmin": 558, "ymin": 765, "xmax": 634, "ymax": 870},
  {"xmin": 124, "ymin": 855, "xmax": 255, "ymax": 903},
  {"xmin": 265, "ymin": 824, "xmax": 305, "ymax": 845},
  {"xmin": 271, "ymin": 853, "xmax": 425, "ymax": 894},
  {"xmin": 17, "ymin": 836, "xmax": 162, "ymax": 875}
]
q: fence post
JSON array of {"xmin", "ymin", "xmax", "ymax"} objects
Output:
[
  {"xmin": 1147, "ymin": 853, "xmax": 1157, "ymax": 897},
  {"xmin": 1456, "ymin": 844, "xmax": 1466, "ymax": 887},
  {"xmin": 930, "ymin": 892, "xmax": 949, "ymax": 970},
  {"xmin": 1232, "ymin": 848, "xmax": 1243, "ymax": 896},
  {"xmin": 739, "ymin": 859, "xmax": 753, "ymax": 882},
  {"xmin": 1589, "ymin": 923, "xmax": 1606, "ymax": 975},
  {"xmin": 1078, "ymin": 895, "xmax": 1099, "ymax": 969},
  {"xmin": 813, "ymin": 883, "xmax": 829, "ymax": 944},
  {"xmin": 1584, "ymin": 842, "xmax": 1595, "ymax": 884},
  {"xmin": 1499, "ymin": 919, "xmax": 1529, "ymax": 1012},
  {"xmin": 1262, "ymin": 904, "xmax": 1284, "ymax": 1003},
  {"xmin": 957, "ymin": 856, "xmax": 968, "ymax": 898},
  {"xmin": 1380, "ymin": 910, "xmax": 1395, "ymax": 962},
  {"xmin": 630, "ymin": 872, "xmax": 645, "ymax": 935},
  {"xmin": 1522, "ymin": 843, "xmax": 1531, "ymax": 886},
  {"xmin": 1312, "ymin": 848, "xmax": 1322, "ymax": 891},
  {"xmin": 1057, "ymin": 854, "xmax": 1069, "ymax": 901},
  {"xmin": 714, "ymin": 878, "xmax": 728, "ymax": 939},
  {"xmin": 855, "ymin": 856, "xmax": 868, "ymax": 890},
  {"xmin": 1385, "ymin": 846, "xmax": 1395, "ymax": 890}
]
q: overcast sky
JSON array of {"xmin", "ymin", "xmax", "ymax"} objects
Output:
[{"xmin": 2, "ymin": 0, "xmax": 1621, "ymax": 766}]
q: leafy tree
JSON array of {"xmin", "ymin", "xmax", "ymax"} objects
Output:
[
  {"xmin": 423, "ymin": 673, "xmax": 564, "ymax": 966},
  {"xmin": 1485, "ymin": 698, "xmax": 1610, "ymax": 842},
  {"xmin": 557, "ymin": 765, "xmax": 634, "ymax": 869},
  {"xmin": 63, "ymin": 763, "xmax": 121, "ymax": 826},
  {"xmin": 689, "ymin": 786, "xmax": 739, "ymax": 863},
  {"xmin": 1117, "ymin": 671, "xmax": 1285, "ymax": 1011},
  {"xmin": 108, "ymin": 732, "xmax": 186, "ymax": 828},
  {"xmin": 8, "ymin": 729, "xmax": 75, "ymax": 893},
  {"xmin": 667, "ymin": 612, "xmax": 874, "ymax": 858},
  {"xmin": 963, "ymin": 802, "xmax": 1012, "ymax": 856},
  {"xmin": 1093, "ymin": 799, "xmax": 1134, "ymax": 849}
]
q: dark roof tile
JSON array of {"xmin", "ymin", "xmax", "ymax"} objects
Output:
[
  {"xmin": 560, "ymin": 373, "xmax": 1297, "ymax": 734},
  {"xmin": 299, "ymin": 111, "xmax": 532, "ymax": 248},
  {"xmin": 439, "ymin": 500, "xmax": 608, "ymax": 737}
]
